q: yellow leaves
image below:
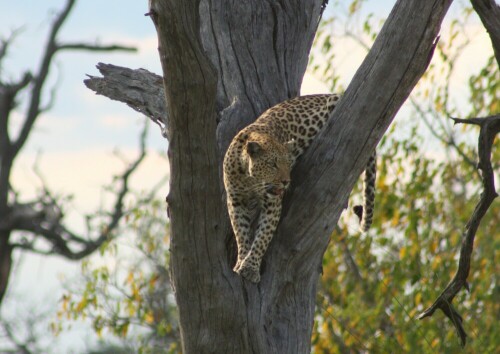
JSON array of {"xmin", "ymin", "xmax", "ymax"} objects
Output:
[
  {"xmin": 120, "ymin": 322, "xmax": 130, "ymax": 337},
  {"xmin": 434, "ymin": 97, "xmax": 444, "ymax": 114},
  {"xmin": 149, "ymin": 274, "xmax": 159, "ymax": 290},
  {"xmin": 391, "ymin": 209, "xmax": 401, "ymax": 227},
  {"xmin": 414, "ymin": 292, "xmax": 422, "ymax": 306},
  {"xmin": 93, "ymin": 315, "xmax": 104, "ymax": 338},
  {"xmin": 127, "ymin": 300, "xmax": 136, "ymax": 317},
  {"xmin": 75, "ymin": 297, "xmax": 88, "ymax": 313},
  {"xmin": 348, "ymin": 0, "xmax": 362, "ymax": 15},
  {"xmin": 396, "ymin": 332, "xmax": 404, "ymax": 346},
  {"xmin": 50, "ymin": 321, "xmax": 62, "ymax": 337},
  {"xmin": 61, "ymin": 294, "xmax": 71, "ymax": 312},
  {"xmin": 131, "ymin": 283, "xmax": 142, "ymax": 302},
  {"xmin": 431, "ymin": 255, "xmax": 442, "ymax": 270},
  {"xmin": 126, "ymin": 271, "xmax": 134, "ymax": 285},
  {"xmin": 399, "ymin": 242, "xmax": 421, "ymax": 260},
  {"xmin": 144, "ymin": 311, "xmax": 155, "ymax": 324},
  {"xmin": 431, "ymin": 338, "xmax": 441, "ymax": 348},
  {"xmin": 490, "ymin": 98, "xmax": 499, "ymax": 113},
  {"xmin": 377, "ymin": 173, "xmax": 389, "ymax": 194},
  {"xmin": 430, "ymin": 239, "xmax": 438, "ymax": 253}
]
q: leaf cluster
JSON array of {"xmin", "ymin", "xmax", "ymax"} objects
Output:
[
  {"xmin": 311, "ymin": 1, "xmax": 499, "ymax": 352},
  {"xmin": 56, "ymin": 198, "xmax": 179, "ymax": 354}
]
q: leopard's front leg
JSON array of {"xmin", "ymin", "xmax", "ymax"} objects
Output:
[
  {"xmin": 227, "ymin": 194, "xmax": 254, "ymax": 273},
  {"xmin": 237, "ymin": 194, "xmax": 282, "ymax": 283}
]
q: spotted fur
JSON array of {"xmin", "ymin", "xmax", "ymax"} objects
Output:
[{"xmin": 223, "ymin": 94, "xmax": 376, "ymax": 283}]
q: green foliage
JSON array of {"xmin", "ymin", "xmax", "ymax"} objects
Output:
[
  {"xmin": 311, "ymin": 1, "xmax": 499, "ymax": 353},
  {"xmin": 313, "ymin": 119, "xmax": 499, "ymax": 352},
  {"xmin": 56, "ymin": 198, "xmax": 179, "ymax": 354},
  {"xmin": 312, "ymin": 1, "xmax": 500, "ymax": 353},
  {"xmin": 469, "ymin": 55, "xmax": 500, "ymax": 117}
]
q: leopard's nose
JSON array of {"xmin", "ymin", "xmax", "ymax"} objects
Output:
[{"xmin": 282, "ymin": 180, "xmax": 290, "ymax": 188}]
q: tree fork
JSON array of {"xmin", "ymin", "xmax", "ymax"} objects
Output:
[{"xmin": 146, "ymin": 0, "xmax": 454, "ymax": 352}]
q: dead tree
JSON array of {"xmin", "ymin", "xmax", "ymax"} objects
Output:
[
  {"xmin": 0, "ymin": 0, "xmax": 140, "ymax": 306},
  {"xmin": 85, "ymin": 0, "xmax": 499, "ymax": 352}
]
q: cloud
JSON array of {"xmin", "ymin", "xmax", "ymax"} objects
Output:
[{"xmin": 101, "ymin": 114, "xmax": 130, "ymax": 129}]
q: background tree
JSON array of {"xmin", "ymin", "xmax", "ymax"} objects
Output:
[
  {"xmin": 57, "ymin": 195, "xmax": 179, "ymax": 353},
  {"xmin": 0, "ymin": 0, "xmax": 146, "ymax": 308},
  {"xmin": 69, "ymin": 2, "xmax": 499, "ymax": 352},
  {"xmin": 82, "ymin": 0, "xmax": 498, "ymax": 352}
]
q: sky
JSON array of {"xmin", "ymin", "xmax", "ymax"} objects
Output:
[{"xmin": 0, "ymin": 0, "xmax": 495, "ymax": 352}]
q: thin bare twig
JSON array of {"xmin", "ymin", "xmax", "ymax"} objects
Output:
[
  {"xmin": 418, "ymin": 114, "xmax": 500, "ymax": 346},
  {"xmin": 7, "ymin": 122, "xmax": 149, "ymax": 260},
  {"xmin": 56, "ymin": 43, "xmax": 136, "ymax": 52},
  {"xmin": 409, "ymin": 97, "xmax": 478, "ymax": 171},
  {"xmin": 0, "ymin": 27, "xmax": 25, "ymax": 76}
]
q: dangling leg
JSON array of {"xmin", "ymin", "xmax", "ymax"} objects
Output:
[
  {"xmin": 238, "ymin": 195, "xmax": 282, "ymax": 283},
  {"xmin": 227, "ymin": 196, "xmax": 254, "ymax": 272}
]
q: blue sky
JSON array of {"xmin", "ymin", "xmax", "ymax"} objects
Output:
[
  {"xmin": 1, "ymin": 2, "xmax": 167, "ymax": 352},
  {"xmin": 0, "ymin": 0, "xmax": 494, "ymax": 352},
  {"xmin": 1, "ymin": 0, "xmax": 164, "ymax": 154}
]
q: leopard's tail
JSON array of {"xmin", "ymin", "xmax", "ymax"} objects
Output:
[{"xmin": 353, "ymin": 150, "xmax": 376, "ymax": 232}]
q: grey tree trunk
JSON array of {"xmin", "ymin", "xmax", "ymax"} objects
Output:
[{"xmin": 141, "ymin": 0, "xmax": 453, "ymax": 352}]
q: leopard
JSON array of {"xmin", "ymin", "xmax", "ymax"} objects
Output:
[{"xmin": 223, "ymin": 94, "xmax": 376, "ymax": 283}]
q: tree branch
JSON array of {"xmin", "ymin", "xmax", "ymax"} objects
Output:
[
  {"xmin": 4, "ymin": 123, "xmax": 149, "ymax": 260},
  {"xmin": 0, "ymin": 27, "xmax": 25, "ymax": 77},
  {"xmin": 12, "ymin": 0, "xmax": 77, "ymax": 156},
  {"xmin": 0, "ymin": 320, "xmax": 33, "ymax": 354},
  {"xmin": 84, "ymin": 63, "xmax": 168, "ymax": 138},
  {"xmin": 11, "ymin": 0, "xmax": 139, "ymax": 156},
  {"xmin": 418, "ymin": 114, "xmax": 500, "ymax": 346},
  {"xmin": 470, "ymin": 0, "xmax": 500, "ymax": 67},
  {"xmin": 275, "ymin": 0, "xmax": 452, "ymax": 287},
  {"xmin": 56, "ymin": 43, "xmax": 136, "ymax": 53},
  {"xmin": 409, "ymin": 97, "xmax": 478, "ymax": 172}
]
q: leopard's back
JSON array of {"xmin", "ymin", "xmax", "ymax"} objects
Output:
[{"xmin": 251, "ymin": 94, "xmax": 340, "ymax": 162}]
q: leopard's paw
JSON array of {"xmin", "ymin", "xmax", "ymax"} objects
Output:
[
  {"xmin": 238, "ymin": 263, "xmax": 261, "ymax": 283},
  {"xmin": 233, "ymin": 260, "xmax": 242, "ymax": 273}
]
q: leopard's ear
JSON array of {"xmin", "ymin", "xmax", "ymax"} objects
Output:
[
  {"xmin": 247, "ymin": 141, "xmax": 263, "ymax": 157},
  {"xmin": 284, "ymin": 139, "xmax": 295, "ymax": 153}
]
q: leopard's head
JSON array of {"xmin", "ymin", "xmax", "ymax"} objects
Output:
[{"xmin": 245, "ymin": 133, "xmax": 294, "ymax": 197}]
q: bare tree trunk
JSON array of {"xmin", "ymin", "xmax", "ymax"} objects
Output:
[{"xmin": 142, "ymin": 0, "xmax": 453, "ymax": 352}]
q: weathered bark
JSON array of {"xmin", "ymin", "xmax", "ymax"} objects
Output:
[
  {"xmin": 92, "ymin": 0, "xmax": 454, "ymax": 352},
  {"xmin": 84, "ymin": 63, "xmax": 169, "ymax": 138},
  {"xmin": 147, "ymin": 2, "xmax": 228, "ymax": 353}
]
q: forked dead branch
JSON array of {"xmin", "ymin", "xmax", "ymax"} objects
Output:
[{"xmin": 418, "ymin": 114, "xmax": 500, "ymax": 346}]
